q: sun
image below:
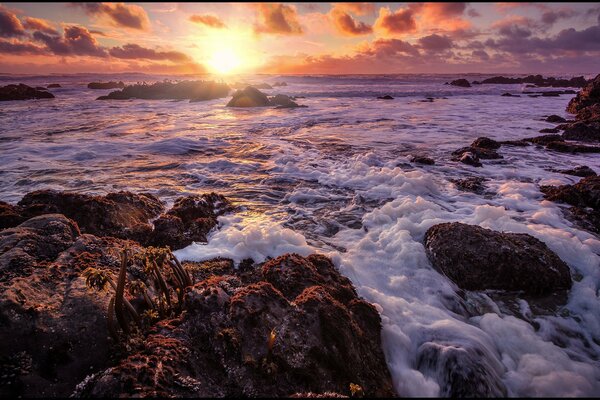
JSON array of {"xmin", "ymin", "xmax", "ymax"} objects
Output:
[{"xmin": 207, "ymin": 48, "xmax": 241, "ymax": 75}]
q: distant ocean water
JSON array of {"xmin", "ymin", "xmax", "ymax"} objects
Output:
[{"xmin": 1, "ymin": 73, "xmax": 599, "ymax": 396}]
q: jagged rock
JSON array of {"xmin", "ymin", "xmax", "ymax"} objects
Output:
[
  {"xmin": 17, "ymin": 190, "xmax": 164, "ymax": 242},
  {"xmin": 73, "ymin": 254, "xmax": 395, "ymax": 397},
  {"xmin": 450, "ymin": 79, "xmax": 471, "ymax": 88},
  {"xmin": 545, "ymin": 115, "xmax": 566, "ymax": 123},
  {"xmin": 471, "ymin": 137, "xmax": 501, "ymax": 150},
  {"xmin": 0, "ymin": 84, "xmax": 55, "ymax": 101},
  {"xmin": 424, "ymin": 222, "xmax": 572, "ymax": 294},
  {"xmin": 88, "ymin": 81, "xmax": 125, "ymax": 90},
  {"xmin": 0, "ymin": 201, "xmax": 25, "ymax": 230},
  {"xmin": 567, "ymin": 74, "xmax": 600, "ymax": 114},
  {"xmin": 576, "ymin": 104, "xmax": 600, "ymax": 122},
  {"xmin": 541, "ymin": 176, "xmax": 600, "ymax": 234},
  {"xmin": 149, "ymin": 193, "xmax": 235, "ymax": 250}
]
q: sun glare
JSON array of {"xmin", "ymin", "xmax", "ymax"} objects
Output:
[{"xmin": 208, "ymin": 48, "xmax": 241, "ymax": 75}]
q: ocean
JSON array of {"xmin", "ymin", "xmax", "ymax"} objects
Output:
[{"xmin": 1, "ymin": 73, "xmax": 599, "ymax": 396}]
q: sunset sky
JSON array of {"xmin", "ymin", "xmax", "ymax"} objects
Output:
[{"xmin": 1, "ymin": 2, "xmax": 599, "ymax": 75}]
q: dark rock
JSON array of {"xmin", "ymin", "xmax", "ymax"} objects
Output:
[
  {"xmin": 501, "ymin": 92, "xmax": 519, "ymax": 97},
  {"xmin": 471, "ymin": 137, "xmax": 501, "ymax": 150},
  {"xmin": 88, "ymin": 81, "xmax": 125, "ymax": 90},
  {"xmin": 0, "ymin": 201, "xmax": 25, "ymax": 230},
  {"xmin": 34, "ymin": 86, "xmax": 48, "ymax": 91},
  {"xmin": 471, "ymin": 81, "xmax": 481, "ymax": 85},
  {"xmin": 561, "ymin": 121, "xmax": 600, "ymax": 142},
  {"xmin": 545, "ymin": 115, "xmax": 566, "ymax": 123},
  {"xmin": 0, "ymin": 84, "xmax": 55, "ymax": 101},
  {"xmin": 541, "ymin": 92, "xmax": 560, "ymax": 97},
  {"xmin": 567, "ymin": 74, "xmax": 600, "ymax": 114},
  {"xmin": 557, "ymin": 166, "xmax": 597, "ymax": 177},
  {"xmin": 96, "ymin": 81, "xmax": 230, "ymax": 101},
  {"xmin": 539, "ymin": 128, "xmax": 560, "ymax": 134},
  {"xmin": 377, "ymin": 95, "xmax": 394, "ymax": 100},
  {"xmin": 541, "ymin": 176, "xmax": 600, "ymax": 233},
  {"xmin": 411, "ymin": 155, "xmax": 435, "ymax": 165},
  {"xmin": 452, "ymin": 150, "xmax": 482, "ymax": 167},
  {"xmin": 450, "ymin": 177, "xmax": 488, "ymax": 194},
  {"xmin": 482, "ymin": 75, "xmax": 587, "ymax": 87},
  {"xmin": 17, "ymin": 190, "xmax": 164, "ymax": 242},
  {"xmin": 500, "ymin": 140, "xmax": 530, "ymax": 147},
  {"xmin": 227, "ymin": 86, "xmax": 271, "ymax": 107},
  {"xmin": 451, "ymin": 143, "xmax": 502, "ymax": 165},
  {"xmin": 546, "ymin": 141, "xmax": 600, "ymax": 153},
  {"xmin": 75, "ymin": 254, "xmax": 395, "ymax": 397},
  {"xmin": 450, "ymin": 79, "xmax": 471, "ymax": 88},
  {"xmin": 524, "ymin": 134, "xmax": 564, "ymax": 145},
  {"xmin": 149, "ymin": 193, "xmax": 235, "ymax": 250},
  {"xmin": 47, "ymin": 83, "xmax": 61, "ymax": 88},
  {"xmin": 424, "ymin": 222, "xmax": 572, "ymax": 294},
  {"xmin": 576, "ymin": 104, "xmax": 600, "ymax": 122},
  {"xmin": 269, "ymin": 94, "xmax": 301, "ymax": 108}
]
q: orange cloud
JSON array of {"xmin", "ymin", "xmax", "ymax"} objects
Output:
[
  {"xmin": 411, "ymin": 2, "xmax": 471, "ymax": 32},
  {"xmin": 22, "ymin": 17, "xmax": 58, "ymax": 35},
  {"xmin": 74, "ymin": 3, "xmax": 150, "ymax": 30},
  {"xmin": 374, "ymin": 7, "xmax": 417, "ymax": 36},
  {"xmin": 32, "ymin": 25, "xmax": 107, "ymax": 57},
  {"xmin": 0, "ymin": 6, "xmax": 25, "ymax": 37},
  {"xmin": 330, "ymin": 5, "xmax": 372, "ymax": 36},
  {"xmin": 333, "ymin": 3, "xmax": 376, "ymax": 16},
  {"xmin": 109, "ymin": 43, "xmax": 191, "ymax": 63},
  {"xmin": 189, "ymin": 14, "xmax": 226, "ymax": 29},
  {"xmin": 253, "ymin": 3, "xmax": 303, "ymax": 35}
]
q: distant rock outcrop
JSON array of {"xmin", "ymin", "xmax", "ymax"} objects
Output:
[
  {"xmin": 227, "ymin": 87, "xmax": 306, "ymax": 108},
  {"xmin": 47, "ymin": 83, "xmax": 61, "ymax": 88},
  {"xmin": 97, "ymin": 81, "xmax": 230, "ymax": 101},
  {"xmin": 481, "ymin": 75, "xmax": 587, "ymax": 87},
  {"xmin": 450, "ymin": 79, "xmax": 471, "ymax": 88},
  {"xmin": 0, "ymin": 84, "xmax": 55, "ymax": 101},
  {"xmin": 424, "ymin": 222, "xmax": 572, "ymax": 294},
  {"xmin": 88, "ymin": 81, "xmax": 125, "ymax": 90}
]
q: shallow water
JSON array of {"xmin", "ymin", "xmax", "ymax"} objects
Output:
[{"xmin": 1, "ymin": 73, "xmax": 599, "ymax": 396}]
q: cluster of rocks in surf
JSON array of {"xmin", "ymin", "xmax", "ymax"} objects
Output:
[
  {"xmin": 0, "ymin": 190, "xmax": 393, "ymax": 398},
  {"xmin": 96, "ymin": 81, "xmax": 230, "ymax": 101},
  {"xmin": 226, "ymin": 86, "xmax": 306, "ymax": 108},
  {"xmin": 88, "ymin": 81, "xmax": 125, "ymax": 90},
  {"xmin": 0, "ymin": 84, "xmax": 55, "ymax": 101}
]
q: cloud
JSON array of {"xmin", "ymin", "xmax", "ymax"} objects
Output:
[
  {"xmin": 22, "ymin": 17, "xmax": 58, "ymax": 35},
  {"xmin": 0, "ymin": 39, "xmax": 47, "ymax": 55},
  {"xmin": 109, "ymin": 43, "xmax": 191, "ymax": 62},
  {"xmin": 492, "ymin": 16, "xmax": 537, "ymax": 39},
  {"xmin": 253, "ymin": 3, "xmax": 303, "ymax": 35},
  {"xmin": 374, "ymin": 7, "xmax": 417, "ymax": 36},
  {"xmin": 0, "ymin": 6, "xmax": 25, "ymax": 37},
  {"xmin": 411, "ymin": 2, "xmax": 471, "ymax": 31},
  {"xmin": 74, "ymin": 2, "xmax": 150, "ymax": 30},
  {"xmin": 189, "ymin": 14, "xmax": 226, "ymax": 28},
  {"xmin": 32, "ymin": 25, "xmax": 107, "ymax": 57},
  {"xmin": 540, "ymin": 9, "xmax": 576, "ymax": 26},
  {"xmin": 417, "ymin": 34, "xmax": 453, "ymax": 52},
  {"xmin": 330, "ymin": 5, "xmax": 372, "ymax": 36},
  {"xmin": 364, "ymin": 38, "xmax": 421, "ymax": 57},
  {"xmin": 333, "ymin": 3, "xmax": 376, "ymax": 16}
]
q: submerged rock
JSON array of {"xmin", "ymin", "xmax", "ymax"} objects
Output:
[
  {"xmin": 545, "ymin": 114, "xmax": 566, "ymax": 123},
  {"xmin": 269, "ymin": 94, "xmax": 303, "ymax": 109},
  {"xmin": 524, "ymin": 134, "xmax": 564, "ymax": 145},
  {"xmin": 88, "ymin": 81, "xmax": 125, "ymax": 90},
  {"xmin": 541, "ymin": 176, "xmax": 600, "ymax": 233},
  {"xmin": 47, "ymin": 83, "xmax": 61, "ymax": 88},
  {"xmin": 97, "ymin": 81, "xmax": 230, "ymax": 101},
  {"xmin": 411, "ymin": 155, "xmax": 435, "ymax": 165},
  {"xmin": 377, "ymin": 95, "xmax": 394, "ymax": 100},
  {"xmin": 0, "ymin": 84, "xmax": 55, "ymax": 101},
  {"xmin": 539, "ymin": 128, "xmax": 560, "ymax": 134},
  {"xmin": 450, "ymin": 177, "xmax": 488, "ymax": 194},
  {"xmin": 450, "ymin": 79, "xmax": 471, "ymax": 88},
  {"xmin": 452, "ymin": 151, "xmax": 482, "ymax": 167},
  {"xmin": 501, "ymin": 92, "xmax": 519, "ymax": 97},
  {"xmin": 557, "ymin": 166, "xmax": 597, "ymax": 177},
  {"xmin": 74, "ymin": 253, "xmax": 395, "ymax": 397},
  {"xmin": 424, "ymin": 222, "xmax": 572, "ymax": 294}
]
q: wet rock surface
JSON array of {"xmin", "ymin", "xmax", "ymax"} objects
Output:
[
  {"xmin": 377, "ymin": 95, "xmax": 394, "ymax": 100},
  {"xmin": 47, "ymin": 83, "xmax": 61, "ymax": 88},
  {"xmin": 566, "ymin": 74, "xmax": 600, "ymax": 114},
  {"xmin": 541, "ymin": 176, "xmax": 600, "ymax": 234},
  {"xmin": 0, "ymin": 84, "xmax": 55, "ymax": 101},
  {"xmin": 545, "ymin": 141, "xmax": 600, "ymax": 153},
  {"xmin": 451, "ymin": 137, "xmax": 502, "ymax": 167},
  {"xmin": 450, "ymin": 177, "xmax": 488, "ymax": 194},
  {"xmin": 557, "ymin": 166, "xmax": 597, "ymax": 177},
  {"xmin": 227, "ymin": 87, "xmax": 305, "ymax": 108},
  {"xmin": 424, "ymin": 222, "xmax": 572, "ymax": 294},
  {"xmin": 450, "ymin": 79, "xmax": 471, "ymax": 88},
  {"xmin": 410, "ymin": 155, "xmax": 435, "ymax": 165},
  {"xmin": 561, "ymin": 121, "xmax": 600, "ymax": 142},
  {"xmin": 545, "ymin": 114, "xmax": 566, "ymax": 123}
]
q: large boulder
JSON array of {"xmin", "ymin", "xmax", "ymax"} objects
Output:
[
  {"xmin": 227, "ymin": 86, "xmax": 271, "ymax": 107},
  {"xmin": 541, "ymin": 176, "xmax": 600, "ymax": 233},
  {"xmin": 424, "ymin": 222, "xmax": 572, "ymax": 294},
  {"xmin": 149, "ymin": 193, "xmax": 235, "ymax": 250},
  {"xmin": 269, "ymin": 94, "xmax": 302, "ymax": 108},
  {"xmin": 0, "ymin": 84, "xmax": 55, "ymax": 101},
  {"xmin": 17, "ymin": 190, "xmax": 165, "ymax": 242},
  {"xmin": 567, "ymin": 74, "xmax": 600, "ymax": 114},
  {"xmin": 0, "ymin": 201, "xmax": 25, "ymax": 230},
  {"xmin": 97, "ymin": 81, "xmax": 230, "ymax": 101},
  {"xmin": 73, "ymin": 254, "xmax": 395, "ymax": 397}
]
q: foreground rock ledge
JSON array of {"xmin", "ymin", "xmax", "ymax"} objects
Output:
[{"xmin": 424, "ymin": 222, "xmax": 572, "ymax": 294}]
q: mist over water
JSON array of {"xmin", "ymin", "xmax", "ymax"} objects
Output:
[{"xmin": 1, "ymin": 73, "xmax": 599, "ymax": 396}]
